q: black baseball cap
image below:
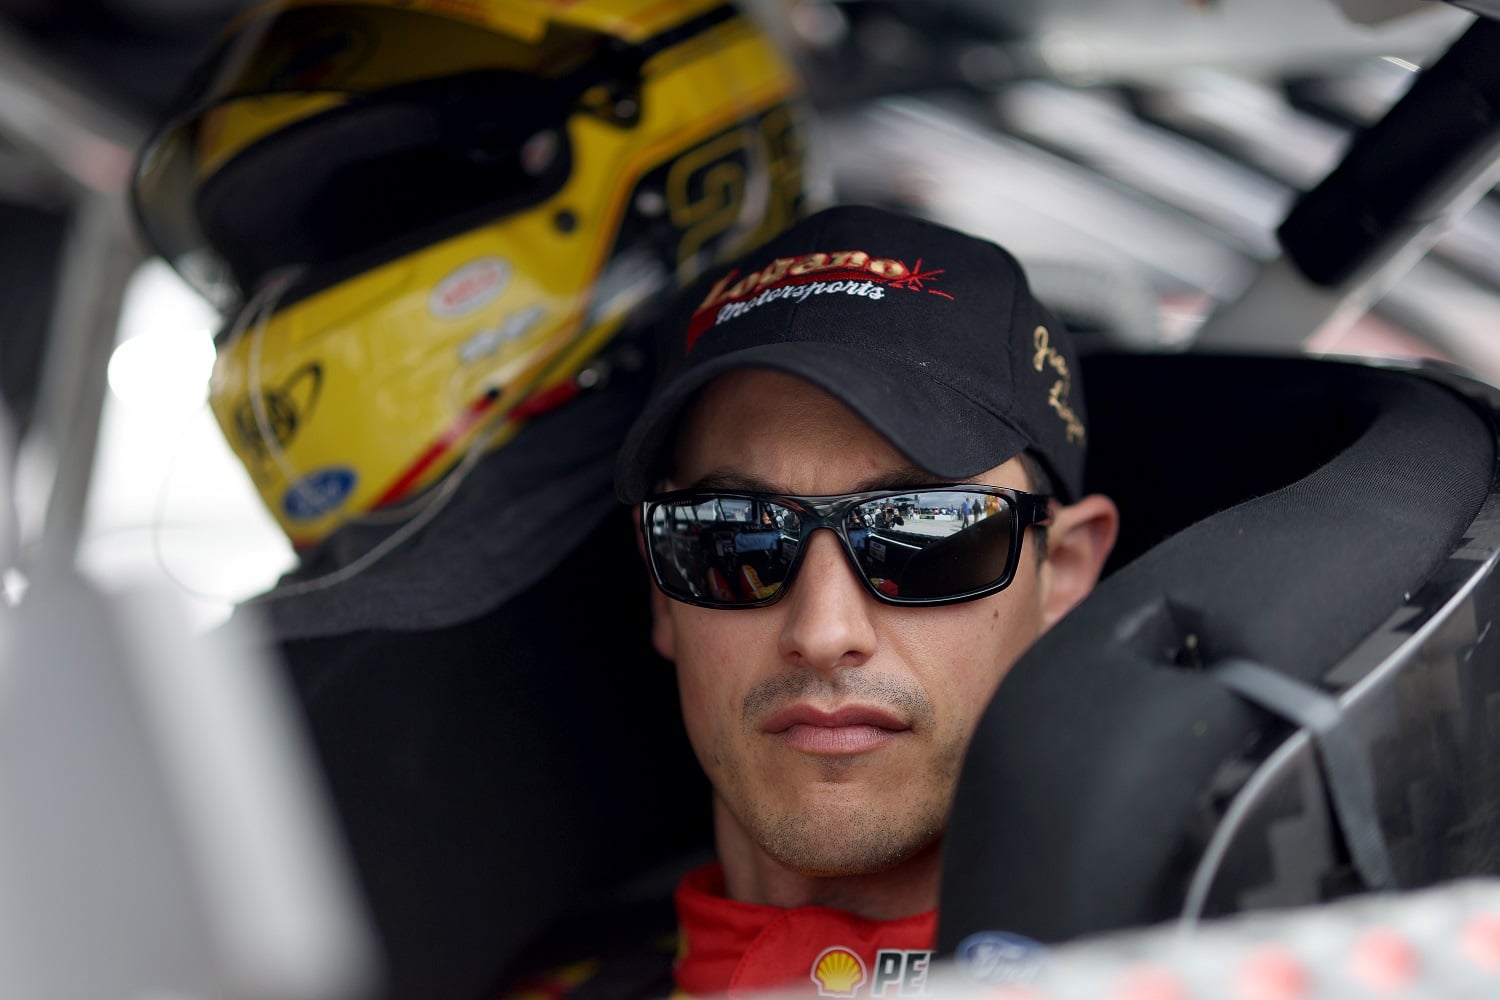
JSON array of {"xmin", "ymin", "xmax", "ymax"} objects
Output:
[{"xmin": 614, "ymin": 204, "xmax": 1087, "ymax": 502}]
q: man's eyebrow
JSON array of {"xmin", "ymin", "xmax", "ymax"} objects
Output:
[
  {"xmin": 684, "ymin": 465, "xmax": 939, "ymax": 494},
  {"xmin": 849, "ymin": 467, "xmax": 943, "ymax": 492},
  {"xmin": 686, "ymin": 470, "xmax": 781, "ymax": 492}
]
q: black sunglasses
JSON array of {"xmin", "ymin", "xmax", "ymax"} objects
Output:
[{"xmin": 640, "ymin": 485, "xmax": 1052, "ymax": 609}]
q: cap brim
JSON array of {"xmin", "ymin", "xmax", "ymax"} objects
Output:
[{"xmin": 615, "ymin": 342, "xmax": 1033, "ymax": 501}]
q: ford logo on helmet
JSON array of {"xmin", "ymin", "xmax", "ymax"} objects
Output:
[{"xmin": 283, "ymin": 467, "xmax": 358, "ymax": 521}]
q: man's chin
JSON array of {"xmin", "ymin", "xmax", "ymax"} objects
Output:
[{"xmin": 755, "ymin": 807, "xmax": 942, "ymax": 878}]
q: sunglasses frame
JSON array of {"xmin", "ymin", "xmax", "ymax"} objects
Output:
[{"xmin": 640, "ymin": 484, "xmax": 1053, "ymax": 610}]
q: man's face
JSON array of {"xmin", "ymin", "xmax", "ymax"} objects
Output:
[{"xmin": 653, "ymin": 369, "xmax": 1050, "ymax": 878}]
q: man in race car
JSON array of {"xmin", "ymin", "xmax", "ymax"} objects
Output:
[{"xmin": 614, "ymin": 204, "xmax": 1120, "ymax": 996}]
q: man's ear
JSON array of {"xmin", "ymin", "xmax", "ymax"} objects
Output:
[
  {"xmin": 1038, "ymin": 493, "xmax": 1119, "ymax": 629},
  {"xmin": 632, "ymin": 507, "xmax": 677, "ymax": 661}
]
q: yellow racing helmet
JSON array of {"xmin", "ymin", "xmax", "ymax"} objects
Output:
[{"xmin": 133, "ymin": 0, "xmax": 810, "ymax": 548}]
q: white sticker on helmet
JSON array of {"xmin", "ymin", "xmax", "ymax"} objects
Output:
[
  {"xmin": 457, "ymin": 306, "xmax": 545, "ymax": 365},
  {"xmin": 429, "ymin": 258, "xmax": 511, "ymax": 318}
]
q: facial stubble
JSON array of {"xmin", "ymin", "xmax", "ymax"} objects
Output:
[{"xmin": 717, "ymin": 670, "xmax": 968, "ymax": 877}]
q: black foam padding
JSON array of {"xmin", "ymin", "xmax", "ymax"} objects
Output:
[{"xmin": 937, "ymin": 354, "xmax": 1495, "ymax": 950}]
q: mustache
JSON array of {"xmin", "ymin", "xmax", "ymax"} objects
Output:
[{"xmin": 741, "ymin": 670, "xmax": 935, "ymax": 728}]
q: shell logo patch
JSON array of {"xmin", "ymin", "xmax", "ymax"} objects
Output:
[
  {"xmin": 811, "ymin": 947, "xmax": 866, "ymax": 998},
  {"xmin": 810, "ymin": 948, "xmax": 933, "ymax": 997}
]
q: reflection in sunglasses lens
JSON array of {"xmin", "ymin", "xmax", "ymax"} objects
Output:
[
  {"xmin": 648, "ymin": 490, "xmax": 1015, "ymax": 605},
  {"xmin": 648, "ymin": 498, "xmax": 801, "ymax": 604},
  {"xmin": 849, "ymin": 492, "xmax": 1014, "ymax": 600}
]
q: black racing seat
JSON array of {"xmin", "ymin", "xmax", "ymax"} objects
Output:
[{"xmin": 938, "ymin": 352, "xmax": 1500, "ymax": 951}]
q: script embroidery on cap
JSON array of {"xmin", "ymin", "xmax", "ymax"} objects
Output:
[
  {"xmin": 685, "ymin": 250, "xmax": 952, "ymax": 353},
  {"xmin": 1032, "ymin": 325, "xmax": 1085, "ymax": 444}
]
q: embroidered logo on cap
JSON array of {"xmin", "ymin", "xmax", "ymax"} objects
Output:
[
  {"xmin": 1032, "ymin": 325, "xmax": 1085, "ymax": 445},
  {"xmin": 686, "ymin": 250, "xmax": 952, "ymax": 354}
]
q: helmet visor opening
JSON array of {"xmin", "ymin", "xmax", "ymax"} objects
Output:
[
  {"xmin": 195, "ymin": 71, "xmax": 579, "ymax": 308},
  {"xmin": 133, "ymin": 2, "xmax": 634, "ymax": 309}
]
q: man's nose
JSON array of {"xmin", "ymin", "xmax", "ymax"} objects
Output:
[{"xmin": 777, "ymin": 530, "xmax": 878, "ymax": 672}]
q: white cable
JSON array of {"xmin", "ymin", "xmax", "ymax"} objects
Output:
[{"xmin": 145, "ymin": 268, "xmax": 497, "ymax": 605}]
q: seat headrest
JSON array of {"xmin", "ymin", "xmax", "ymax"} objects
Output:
[{"xmin": 938, "ymin": 354, "xmax": 1495, "ymax": 949}]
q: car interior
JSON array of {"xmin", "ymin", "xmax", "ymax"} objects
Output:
[
  {"xmin": 4, "ymin": 0, "xmax": 1500, "ymax": 997},
  {"xmin": 940, "ymin": 351, "xmax": 1500, "ymax": 949}
]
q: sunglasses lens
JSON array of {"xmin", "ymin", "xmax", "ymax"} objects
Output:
[
  {"xmin": 645, "ymin": 497, "xmax": 802, "ymax": 605},
  {"xmin": 846, "ymin": 491, "xmax": 1016, "ymax": 601}
]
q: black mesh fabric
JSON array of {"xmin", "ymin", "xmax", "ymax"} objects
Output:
[
  {"xmin": 937, "ymin": 354, "xmax": 1495, "ymax": 950},
  {"xmin": 275, "ymin": 508, "xmax": 710, "ymax": 1000}
]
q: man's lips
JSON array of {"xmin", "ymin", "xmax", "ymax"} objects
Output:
[{"xmin": 763, "ymin": 704, "xmax": 910, "ymax": 755}]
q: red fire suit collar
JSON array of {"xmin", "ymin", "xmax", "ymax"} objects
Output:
[{"xmin": 673, "ymin": 863, "xmax": 938, "ymax": 999}]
